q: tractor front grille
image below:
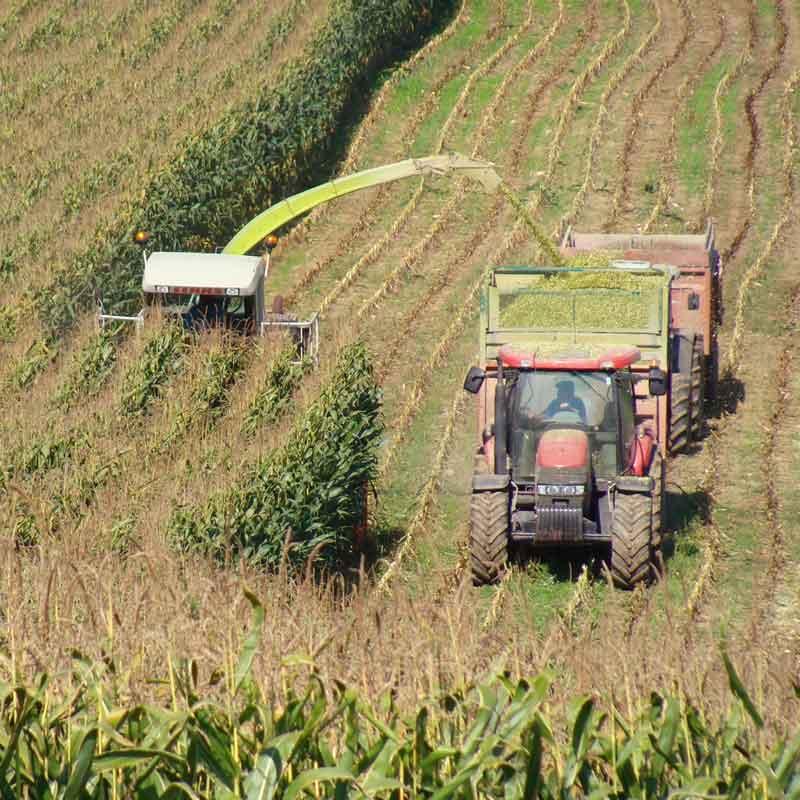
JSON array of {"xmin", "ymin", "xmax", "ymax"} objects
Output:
[{"xmin": 536, "ymin": 505, "xmax": 583, "ymax": 542}]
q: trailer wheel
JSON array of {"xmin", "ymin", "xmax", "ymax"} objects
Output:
[
  {"xmin": 669, "ymin": 373, "xmax": 691, "ymax": 454},
  {"xmin": 469, "ymin": 490, "xmax": 508, "ymax": 586},
  {"xmin": 610, "ymin": 491, "xmax": 653, "ymax": 589},
  {"xmin": 690, "ymin": 335, "xmax": 705, "ymax": 440}
]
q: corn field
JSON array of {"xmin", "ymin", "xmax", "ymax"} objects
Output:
[{"xmin": 3, "ymin": 0, "xmax": 800, "ymax": 794}]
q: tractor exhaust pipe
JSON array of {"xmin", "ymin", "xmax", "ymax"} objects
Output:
[{"xmin": 494, "ymin": 360, "xmax": 508, "ymax": 474}]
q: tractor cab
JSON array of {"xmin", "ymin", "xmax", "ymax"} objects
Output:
[{"xmin": 499, "ymin": 346, "xmax": 642, "ymax": 487}]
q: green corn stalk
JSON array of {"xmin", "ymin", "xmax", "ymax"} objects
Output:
[
  {"xmin": 0, "ymin": 632, "xmax": 796, "ymax": 798},
  {"xmin": 162, "ymin": 337, "xmax": 249, "ymax": 446},
  {"xmin": 55, "ymin": 325, "xmax": 122, "ymax": 409},
  {"xmin": 118, "ymin": 322, "xmax": 187, "ymax": 417},
  {"xmin": 241, "ymin": 346, "xmax": 311, "ymax": 436},
  {"xmin": 168, "ymin": 342, "xmax": 381, "ymax": 570}
]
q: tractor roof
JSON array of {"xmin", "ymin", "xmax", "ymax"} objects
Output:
[
  {"xmin": 142, "ymin": 252, "xmax": 264, "ymax": 295},
  {"xmin": 498, "ymin": 344, "xmax": 641, "ymax": 371}
]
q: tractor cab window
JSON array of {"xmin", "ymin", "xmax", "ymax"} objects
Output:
[
  {"xmin": 616, "ymin": 371, "xmax": 636, "ymax": 444},
  {"xmin": 508, "ymin": 370, "xmax": 619, "ymax": 480}
]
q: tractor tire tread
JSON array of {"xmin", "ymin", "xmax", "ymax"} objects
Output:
[
  {"xmin": 610, "ymin": 492, "xmax": 653, "ymax": 589},
  {"xmin": 469, "ymin": 490, "xmax": 508, "ymax": 586},
  {"xmin": 690, "ymin": 336, "xmax": 705, "ymax": 440},
  {"xmin": 670, "ymin": 373, "xmax": 691, "ymax": 453}
]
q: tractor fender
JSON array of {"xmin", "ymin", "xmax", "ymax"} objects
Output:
[
  {"xmin": 670, "ymin": 331, "xmax": 695, "ymax": 374},
  {"xmin": 613, "ymin": 475, "xmax": 654, "ymax": 494},
  {"xmin": 472, "ymin": 474, "xmax": 510, "ymax": 492}
]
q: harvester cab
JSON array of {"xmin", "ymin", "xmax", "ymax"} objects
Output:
[
  {"xmin": 98, "ymin": 234, "xmax": 319, "ymax": 362},
  {"xmin": 465, "ymin": 263, "xmax": 675, "ymax": 589}
]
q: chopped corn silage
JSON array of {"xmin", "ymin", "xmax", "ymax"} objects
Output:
[{"xmin": 499, "ymin": 270, "xmax": 664, "ymax": 330}]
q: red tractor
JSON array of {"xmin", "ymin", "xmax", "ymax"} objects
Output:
[{"xmin": 464, "ymin": 263, "xmax": 675, "ymax": 588}]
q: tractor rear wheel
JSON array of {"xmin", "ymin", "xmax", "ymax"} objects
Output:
[
  {"xmin": 707, "ymin": 338, "xmax": 719, "ymax": 405},
  {"xmin": 690, "ymin": 335, "xmax": 705, "ymax": 441},
  {"xmin": 469, "ymin": 490, "xmax": 508, "ymax": 586},
  {"xmin": 669, "ymin": 373, "xmax": 691, "ymax": 454},
  {"xmin": 610, "ymin": 491, "xmax": 653, "ymax": 589},
  {"xmin": 649, "ymin": 450, "xmax": 665, "ymax": 549}
]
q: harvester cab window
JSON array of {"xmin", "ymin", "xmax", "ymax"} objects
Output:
[
  {"xmin": 147, "ymin": 292, "xmax": 194, "ymax": 314},
  {"xmin": 225, "ymin": 295, "xmax": 256, "ymax": 333}
]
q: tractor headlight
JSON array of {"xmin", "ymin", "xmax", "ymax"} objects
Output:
[{"xmin": 537, "ymin": 484, "xmax": 585, "ymax": 496}]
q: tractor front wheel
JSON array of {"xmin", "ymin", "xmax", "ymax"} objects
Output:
[
  {"xmin": 610, "ymin": 491, "xmax": 654, "ymax": 589},
  {"xmin": 469, "ymin": 490, "xmax": 508, "ymax": 586}
]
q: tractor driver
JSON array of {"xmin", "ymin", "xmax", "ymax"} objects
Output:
[{"xmin": 544, "ymin": 380, "xmax": 587, "ymax": 423}]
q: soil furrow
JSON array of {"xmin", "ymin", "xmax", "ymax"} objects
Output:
[
  {"xmin": 684, "ymin": 67, "xmax": 799, "ymax": 635},
  {"xmin": 642, "ymin": 0, "xmax": 726, "ymax": 232},
  {"xmin": 374, "ymin": 0, "xmax": 594, "ymax": 379},
  {"xmin": 721, "ymin": 0, "xmax": 787, "ymax": 267},
  {"xmin": 606, "ymin": 0, "xmax": 691, "ymax": 229}
]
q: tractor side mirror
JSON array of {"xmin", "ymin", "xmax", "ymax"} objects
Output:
[
  {"xmin": 463, "ymin": 366, "xmax": 486, "ymax": 394},
  {"xmin": 648, "ymin": 366, "xmax": 667, "ymax": 396}
]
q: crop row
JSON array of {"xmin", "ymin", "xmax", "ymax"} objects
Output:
[
  {"xmin": 643, "ymin": 0, "xmax": 725, "ymax": 233},
  {"xmin": 725, "ymin": 69, "xmax": 799, "ymax": 377},
  {"xmin": 503, "ymin": 0, "xmax": 632, "ymax": 259},
  {"xmin": 287, "ymin": 0, "xmax": 471, "ymax": 242},
  {"xmin": 168, "ymin": 343, "xmax": 381, "ymax": 571},
  {"xmin": 0, "ymin": 591, "xmax": 796, "ymax": 799},
  {"xmin": 562, "ymin": 0, "xmax": 651, "ymax": 229},
  {"xmin": 378, "ymin": 386, "xmax": 469, "ymax": 590},
  {"xmin": 314, "ymin": 0, "xmax": 523, "ymax": 319},
  {"xmin": 722, "ymin": 0, "xmax": 784, "ymax": 266},
  {"xmin": 605, "ymin": 0, "xmax": 692, "ymax": 228},
  {"xmin": 283, "ymin": 16, "xmax": 485, "ymax": 308},
  {"xmin": 702, "ymin": 33, "xmax": 751, "ymax": 223},
  {"xmin": 684, "ymin": 66, "xmax": 799, "ymax": 627}
]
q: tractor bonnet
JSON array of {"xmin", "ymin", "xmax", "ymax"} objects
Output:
[{"xmin": 142, "ymin": 252, "xmax": 264, "ymax": 295}]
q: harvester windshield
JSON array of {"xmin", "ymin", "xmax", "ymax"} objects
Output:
[{"xmin": 508, "ymin": 370, "xmax": 635, "ymax": 480}]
